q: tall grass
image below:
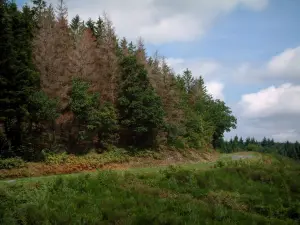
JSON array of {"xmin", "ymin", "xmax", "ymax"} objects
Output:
[{"xmin": 0, "ymin": 156, "xmax": 299, "ymax": 224}]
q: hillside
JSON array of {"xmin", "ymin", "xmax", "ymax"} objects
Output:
[
  {"xmin": 1, "ymin": 153, "xmax": 299, "ymax": 224},
  {"xmin": 0, "ymin": 1, "xmax": 299, "ymax": 224}
]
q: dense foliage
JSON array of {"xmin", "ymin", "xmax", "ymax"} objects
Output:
[
  {"xmin": 220, "ymin": 136, "xmax": 300, "ymax": 161},
  {"xmin": 0, "ymin": 155, "xmax": 299, "ymax": 224},
  {"xmin": 117, "ymin": 55, "xmax": 165, "ymax": 148},
  {"xmin": 0, "ymin": 0, "xmax": 257, "ymax": 162}
]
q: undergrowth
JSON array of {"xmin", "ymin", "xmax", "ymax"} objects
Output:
[
  {"xmin": 0, "ymin": 148, "xmax": 208, "ymax": 179},
  {"xmin": 0, "ymin": 155, "xmax": 299, "ymax": 224},
  {"xmin": 0, "ymin": 157, "xmax": 25, "ymax": 169}
]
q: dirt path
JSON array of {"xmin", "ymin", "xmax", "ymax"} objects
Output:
[{"xmin": 231, "ymin": 154, "xmax": 254, "ymax": 160}]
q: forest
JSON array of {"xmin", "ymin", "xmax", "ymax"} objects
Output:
[
  {"xmin": 1, "ymin": 0, "xmax": 299, "ymax": 165},
  {"xmin": 220, "ymin": 136, "xmax": 300, "ymax": 161},
  {"xmin": 1, "ymin": 1, "xmax": 299, "ymax": 225},
  {"xmin": 0, "ymin": 0, "xmax": 239, "ymax": 162}
]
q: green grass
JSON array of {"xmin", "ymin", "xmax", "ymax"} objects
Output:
[
  {"xmin": 0, "ymin": 154, "xmax": 299, "ymax": 224},
  {"xmin": 0, "ymin": 159, "xmax": 214, "ymax": 184}
]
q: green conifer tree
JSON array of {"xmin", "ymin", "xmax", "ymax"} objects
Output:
[
  {"xmin": 117, "ymin": 55, "xmax": 165, "ymax": 148},
  {"xmin": 0, "ymin": 1, "xmax": 38, "ymax": 156}
]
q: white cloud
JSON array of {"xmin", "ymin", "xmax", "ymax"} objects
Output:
[
  {"xmin": 230, "ymin": 83, "xmax": 300, "ymax": 142},
  {"xmin": 206, "ymin": 81, "xmax": 225, "ymax": 100},
  {"xmin": 43, "ymin": 0, "xmax": 269, "ymax": 44},
  {"xmin": 222, "ymin": 46, "xmax": 300, "ymax": 142},
  {"xmin": 229, "ymin": 46, "xmax": 300, "ymax": 83},
  {"xmin": 267, "ymin": 46, "xmax": 300, "ymax": 79},
  {"xmin": 238, "ymin": 83, "xmax": 300, "ymax": 118}
]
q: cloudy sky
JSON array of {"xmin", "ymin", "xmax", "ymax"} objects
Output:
[{"xmin": 18, "ymin": 0, "xmax": 300, "ymax": 142}]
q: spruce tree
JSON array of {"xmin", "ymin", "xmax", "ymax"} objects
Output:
[
  {"xmin": 86, "ymin": 18, "xmax": 95, "ymax": 35},
  {"xmin": 117, "ymin": 55, "xmax": 165, "ymax": 148},
  {"xmin": 0, "ymin": 2, "xmax": 38, "ymax": 155}
]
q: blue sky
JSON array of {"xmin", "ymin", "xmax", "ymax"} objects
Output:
[
  {"xmin": 149, "ymin": 0, "xmax": 300, "ymax": 63},
  {"xmin": 17, "ymin": 0, "xmax": 300, "ymax": 142}
]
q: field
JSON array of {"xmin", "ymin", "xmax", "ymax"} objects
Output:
[
  {"xmin": 0, "ymin": 149, "xmax": 218, "ymax": 180},
  {"xmin": 0, "ymin": 152, "xmax": 299, "ymax": 225}
]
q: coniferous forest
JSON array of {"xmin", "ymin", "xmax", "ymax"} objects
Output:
[
  {"xmin": 219, "ymin": 136, "xmax": 300, "ymax": 160},
  {"xmin": 0, "ymin": 0, "xmax": 239, "ymax": 161},
  {"xmin": 1, "ymin": 1, "xmax": 300, "ymax": 225},
  {"xmin": 1, "ymin": 0, "xmax": 299, "ymax": 164}
]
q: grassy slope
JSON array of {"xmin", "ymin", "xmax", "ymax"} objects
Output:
[
  {"xmin": 0, "ymin": 149, "xmax": 219, "ymax": 180},
  {"xmin": 0, "ymin": 153, "xmax": 299, "ymax": 224}
]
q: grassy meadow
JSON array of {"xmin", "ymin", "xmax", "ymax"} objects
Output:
[{"xmin": 0, "ymin": 153, "xmax": 299, "ymax": 225}]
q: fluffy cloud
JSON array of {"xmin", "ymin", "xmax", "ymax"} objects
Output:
[
  {"xmin": 233, "ymin": 83, "xmax": 300, "ymax": 142},
  {"xmin": 225, "ymin": 46, "xmax": 300, "ymax": 141},
  {"xmin": 266, "ymin": 46, "xmax": 300, "ymax": 80},
  {"xmin": 44, "ymin": 0, "xmax": 268, "ymax": 44},
  {"xmin": 206, "ymin": 81, "xmax": 225, "ymax": 100},
  {"xmin": 238, "ymin": 83, "xmax": 300, "ymax": 118},
  {"xmin": 231, "ymin": 46, "xmax": 300, "ymax": 83},
  {"xmin": 167, "ymin": 46, "xmax": 300, "ymax": 86}
]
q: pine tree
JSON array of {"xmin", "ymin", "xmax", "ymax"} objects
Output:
[
  {"xmin": 31, "ymin": 0, "xmax": 46, "ymax": 24},
  {"xmin": 135, "ymin": 37, "xmax": 147, "ymax": 65},
  {"xmin": 95, "ymin": 16, "xmax": 105, "ymax": 44},
  {"xmin": 0, "ymin": 2, "xmax": 39, "ymax": 154},
  {"xmin": 33, "ymin": 0, "xmax": 72, "ymax": 109},
  {"xmin": 117, "ymin": 55, "xmax": 165, "ymax": 148},
  {"xmin": 69, "ymin": 28, "xmax": 98, "ymax": 87},
  {"xmin": 261, "ymin": 137, "xmax": 268, "ymax": 147},
  {"xmin": 32, "ymin": 5, "xmax": 57, "ymax": 97},
  {"xmin": 182, "ymin": 68, "xmax": 194, "ymax": 93},
  {"xmin": 86, "ymin": 18, "xmax": 95, "ymax": 35},
  {"xmin": 70, "ymin": 14, "xmax": 85, "ymax": 40},
  {"xmin": 245, "ymin": 137, "xmax": 251, "ymax": 146},
  {"xmin": 120, "ymin": 37, "xmax": 129, "ymax": 56},
  {"xmin": 239, "ymin": 137, "xmax": 244, "ymax": 148}
]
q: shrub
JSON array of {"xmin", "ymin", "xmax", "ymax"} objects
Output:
[
  {"xmin": 0, "ymin": 157, "xmax": 25, "ymax": 169},
  {"xmin": 246, "ymin": 144, "xmax": 263, "ymax": 152},
  {"xmin": 44, "ymin": 152, "xmax": 68, "ymax": 165}
]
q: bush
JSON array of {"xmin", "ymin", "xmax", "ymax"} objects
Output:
[
  {"xmin": 246, "ymin": 144, "xmax": 263, "ymax": 152},
  {"xmin": 44, "ymin": 152, "xmax": 68, "ymax": 165},
  {"xmin": 0, "ymin": 157, "xmax": 25, "ymax": 169}
]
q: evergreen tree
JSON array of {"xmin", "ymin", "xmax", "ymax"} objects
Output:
[
  {"xmin": 238, "ymin": 137, "xmax": 244, "ymax": 149},
  {"xmin": 250, "ymin": 137, "xmax": 256, "ymax": 144},
  {"xmin": 182, "ymin": 68, "xmax": 194, "ymax": 93},
  {"xmin": 86, "ymin": 18, "xmax": 95, "ymax": 35},
  {"xmin": 0, "ymin": 1, "xmax": 39, "ymax": 155},
  {"xmin": 31, "ymin": 0, "xmax": 46, "ymax": 24},
  {"xmin": 117, "ymin": 55, "xmax": 165, "ymax": 148},
  {"xmin": 261, "ymin": 137, "xmax": 268, "ymax": 147},
  {"xmin": 245, "ymin": 137, "xmax": 251, "ymax": 146},
  {"xmin": 70, "ymin": 14, "xmax": 85, "ymax": 42},
  {"xmin": 128, "ymin": 41, "xmax": 136, "ymax": 55},
  {"xmin": 95, "ymin": 16, "xmax": 105, "ymax": 43}
]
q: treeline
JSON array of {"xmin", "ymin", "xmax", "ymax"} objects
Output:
[
  {"xmin": 0, "ymin": 0, "xmax": 237, "ymax": 161},
  {"xmin": 220, "ymin": 136, "xmax": 300, "ymax": 161}
]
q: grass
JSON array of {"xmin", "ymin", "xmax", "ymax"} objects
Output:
[
  {"xmin": 0, "ymin": 153, "xmax": 299, "ymax": 224},
  {"xmin": 0, "ymin": 148, "xmax": 217, "ymax": 180}
]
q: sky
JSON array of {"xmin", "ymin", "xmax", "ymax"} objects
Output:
[{"xmin": 17, "ymin": 0, "xmax": 300, "ymax": 142}]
